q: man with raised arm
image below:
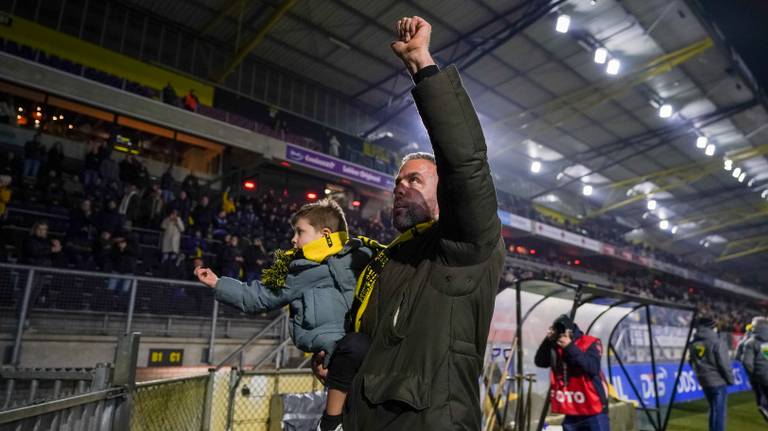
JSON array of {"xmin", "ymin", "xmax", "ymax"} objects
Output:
[{"xmin": 314, "ymin": 16, "xmax": 505, "ymax": 430}]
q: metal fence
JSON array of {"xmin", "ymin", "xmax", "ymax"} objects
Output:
[
  {"xmin": 131, "ymin": 374, "xmax": 209, "ymax": 431},
  {"xmin": 0, "ymin": 262, "xmax": 292, "ymax": 368}
]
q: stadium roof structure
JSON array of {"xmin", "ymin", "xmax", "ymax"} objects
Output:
[{"xmin": 11, "ymin": 0, "xmax": 768, "ymax": 282}]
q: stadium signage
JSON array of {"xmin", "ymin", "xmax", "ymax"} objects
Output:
[
  {"xmin": 610, "ymin": 362, "xmax": 751, "ymax": 404},
  {"xmin": 285, "ymin": 144, "xmax": 395, "ymax": 190}
]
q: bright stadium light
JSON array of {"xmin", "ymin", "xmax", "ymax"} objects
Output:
[
  {"xmin": 606, "ymin": 59, "xmax": 621, "ymax": 75},
  {"xmin": 659, "ymin": 104, "xmax": 673, "ymax": 119},
  {"xmin": 762, "ymin": 190, "xmax": 768, "ymax": 199},
  {"xmin": 724, "ymin": 159, "xmax": 733, "ymax": 171},
  {"xmin": 671, "ymin": 225, "xmax": 678, "ymax": 234},
  {"xmin": 732, "ymin": 167, "xmax": 742, "ymax": 178},
  {"xmin": 659, "ymin": 219, "xmax": 670, "ymax": 230},
  {"xmin": 739, "ymin": 172, "xmax": 746, "ymax": 183},
  {"xmin": 647, "ymin": 199, "xmax": 657, "ymax": 210},
  {"xmin": 748, "ymin": 178, "xmax": 756, "ymax": 187},
  {"xmin": 556, "ymin": 15, "xmax": 571, "ymax": 33},
  {"xmin": 530, "ymin": 160, "xmax": 542, "ymax": 173},
  {"xmin": 582, "ymin": 184, "xmax": 594, "ymax": 196},
  {"xmin": 594, "ymin": 47, "xmax": 608, "ymax": 64},
  {"xmin": 705, "ymin": 144, "xmax": 716, "ymax": 156},
  {"xmin": 696, "ymin": 136, "xmax": 708, "ymax": 149}
]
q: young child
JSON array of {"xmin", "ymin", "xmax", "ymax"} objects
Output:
[{"xmin": 194, "ymin": 198, "xmax": 376, "ymax": 431}]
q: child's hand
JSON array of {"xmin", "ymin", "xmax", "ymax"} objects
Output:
[
  {"xmin": 194, "ymin": 266, "xmax": 219, "ymax": 288},
  {"xmin": 311, "ymin": 351, "xmax": 328, "ymax": 384}
]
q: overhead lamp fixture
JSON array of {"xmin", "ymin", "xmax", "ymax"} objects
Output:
[
  {"xmin": 723, "ymin": 159, "xmax": 733, "ymax": 171},
  {"xmin": 739, "ymin": 172, "xmax": 746, "ymax": 183},
  {"xmin": 594, "ymin": 47, "xmax": 608, "ymax": 64},
  {"xmin": 555, "ymin": 15, "xmax": 571, "ymax": 33},
  {"xmin": 762, "ymin": 190, "xmax": 768, "ymax": 199},
  {"xmin": 747, "ymin": 178, "xmax": 756, "ymax": 187},
  {"xmin": 647, "ymin": 199, "xmax": 657, "ymax": 210},
  {"xmin": 582, "ymin": 184, "xmax": 593, "ymax": 196},
  {"xmin": 530, "ymin": 160, "xmax": 542, "ymax": 173},
  {"xmin": 556, "ymin": 172, "xmax": 565, "ymax": 180},
  {"xmin": 606, "ymin": 59, "xmax": 621, "ymax": 75},
  {"xmin": 659, "ymin": 104, "xmax": 673, "ymax": 119},
  {"xmin": 671, "ymin": 225, "xmax": 678, "ymax": 234},
  {"xmin": 659, "ymin": 219, "xmax": 670, "ymax": 230},
  {"xmin": 732, "ymin": 167, "xmax": 742, "ymax": 178},
  {"xmin": 705, "ymin": 144, "xmax": 716, "ymax": 156},
  {"xmin": 696, "ymin": 136, "xmax": 708, "ymax": 149}
]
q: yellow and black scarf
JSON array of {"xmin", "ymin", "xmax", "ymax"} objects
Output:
[
  {"xmin": 351, "ymin": 220, "xmax": 436, "ymax": 332},
  {"xmin": 261, "ymin": 231, "xmax": 350, "ymax": 289}
]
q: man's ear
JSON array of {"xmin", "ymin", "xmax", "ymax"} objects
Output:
[{"xmin": 321, "ymin": 228, "xmax": 333, "ymax": 236}]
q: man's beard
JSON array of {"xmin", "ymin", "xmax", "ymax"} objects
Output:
[{"xmin": 392, "ymin": 203, "xmax": 431, "ymax": 232}]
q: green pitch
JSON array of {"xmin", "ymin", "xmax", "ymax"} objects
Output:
[{"xmin": 666, "ymin": 391, "xmax": 763, "ymax": 431}]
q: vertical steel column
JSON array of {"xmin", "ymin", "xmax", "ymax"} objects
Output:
[
  {"xmin": 99, "ymin": 2, "xmax": 110, "ymax": 47},
  {"xmin": 208, "ymin": 299, "xmax": 219, "ymax": 364},
  {"xmin": 11, "ymin": 269, "xmax": 35, "ymax": 365},
  {"xmin": 125, "ymin": 278, "xmax": 138, "ymax": 333},
  {"xmin": 646, "ymin": 305, "xmax": 662, "ymax": 431},
  {"xmin": 661, "ymin": 310, "xmax": 698, "ymax": 431},
  {"xmin": 78, "ymin": 0, "xmax": 89, "ymax": 39},
  {"xmin": 200, "ymin": 368, "xmax": 216, "ymax": 431},
  {"xmin": 56, "ymin": 0, "xmax": 67, "ymax": 31}
]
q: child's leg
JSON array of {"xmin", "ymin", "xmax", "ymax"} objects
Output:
[{"xmin": 319, "ymin": 333, "xmax": 371, "ymax": 429}]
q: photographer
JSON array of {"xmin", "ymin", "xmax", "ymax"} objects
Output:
[{"xmin": 535, "ymin": 314, "xmax": 609, "ymax": 431}]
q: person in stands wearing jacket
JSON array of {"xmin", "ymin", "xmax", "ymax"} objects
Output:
[
  {"xmin": 311, "ymin": 16, "xmax": 505, "ymax": 430},
  {"xmin": 195, "ymin": 199, "xmax": 375, "ymax": 431},
  {"xmin": 690, "ymin": 316, "xmax": 734, "ymax": 431},
  {"xmin": 535, "ymin": 314, "xmax": 609, "ymax": 431},
  {"xmin": 739, "ymin": 316, "xmax": 768, "ymax": 422}
]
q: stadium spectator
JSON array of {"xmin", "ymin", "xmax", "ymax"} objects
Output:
[
  {"xmin": 739, "ymin": 316, "xmax": 768, "ymax": 422},
  {"xmin": 95, "ymin": 199, "xmax": 122, "ymax": 234},
  {"xmin": 106, "ymin": 234, "xmax": 137, "ymax": 293},
  {"xmin": 169, "ymin": 189, "xmax": 193, "ymax": 224},
  {"xmin": 191, "ymin": 195, "xmax": 214, "ymax": 236},
  {"xmin": 183, "ymin": 230, "xmax": 207, "ymax": 259},
  {"xmin": 222, "ymin": 186, "xmax": 236, "ymax": 214},
  {"xmin": 161, "ymin": 210, "xmax": 185, "ymax": 261},
  {"xmin": 181, "ymin": 172, "xmax": 199, "ymax": 201},
  {"xmin": 690, "ymin": 316, "xmax": 733, "ymax": 431},
  {"xmin": 93, "ymin": 230, "xmax": 113, "ymax": 271},
  {"xmin": 23, "ymin": 221, "xmax": 62, "ymax": 266},
  {"xmin": 218, "ymin": 234, "xmax": 243, "ymax": 279},
  {"xmin": 160, "ymin": 166, "xmax": 174, "ymax": 203},
  {"xmin": 140, "ymin": 184, "xmax": 164, "ymax": 226},
  {"xmin": 98, "ymin": 147, "xmax": 120, "ymax": 184},
  {"xmin": 535, "ymin": 314, "xmax": 609, "ymax": 431},
  {"xmin": 211, "ymin": 210, "xmax": 230, "ymax": 239},
  {"xmin": 23, "ymin": 132, "xmax": 44, "ymax": 178},
  {"xmin": 118, "ymin": 184, "xmax": 141, "ymax": 223},
  {"xmin": 326, "ymin": 130, "xmax": 341, "ymax": 157},
  {"xmin": 38, "ymin": 169, "xmax": 63, "ymax": 206},
  {"xmin": 0, "ymin": 175, "xmax": 11, "ymax": 220},
  {"xmin": 45, "ymin": 141, "xmax": 64, "ymax": 175},
  {"xmin": 162, "ymin": 82, "xmax": 178, "ymax": 106},
  {"xmin": 82, "ymin": 142, "xmax": 102, "ymax": 188},
  {"xmin": 183, "ymin": 89, "xmax": 199, "ymax": 112},
  {"xmin": 243, "ymin": 237, "xmax": 267, "ymax": 282}
]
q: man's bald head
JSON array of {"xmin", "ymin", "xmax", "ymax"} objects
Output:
[{"xmin": 392, "ymin": 152, "xmax": 439, "ymax": 232}]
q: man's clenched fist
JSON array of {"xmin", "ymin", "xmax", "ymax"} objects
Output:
[{"xmin": 391, "ymin": 16, "xmax": 436, "ymax": 75}]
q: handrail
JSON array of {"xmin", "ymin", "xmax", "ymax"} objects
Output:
[
  {"xmin": 215, "ymin": 311, "xmax": 287, "ymax": 371},
  {"xmin": 0, "ymin": 388, "xmax": 125, "ymax": 425},
  {"xmin": 135, "ymin": 373, "xmax": 209, "ymax": 388},
  {"xmin": 0, "ymin": 262, "xmax": 203, "ymax": 286}
]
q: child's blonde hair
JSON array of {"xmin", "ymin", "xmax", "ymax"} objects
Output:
[{"xmin": 290, "ymin": 198, "xmax": 348, "ymax": 233}]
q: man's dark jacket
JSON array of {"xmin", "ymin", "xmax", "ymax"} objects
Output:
[{"xmin": 344, "ymin": 65, "xmax": 505, "ymax": 430}]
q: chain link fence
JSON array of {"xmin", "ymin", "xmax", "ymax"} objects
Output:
[{"xmin": 130, "ymin": 374, "xmax": 209, "ymax": 431}]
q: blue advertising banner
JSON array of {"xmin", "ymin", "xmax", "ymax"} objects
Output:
[
  {"xmin": 609, "ymin": 362, "xmax": 751, "ymax": 405},
  {"xmin": 285, "ymin": 144, "xmax": 395, "ymax": 190}
]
